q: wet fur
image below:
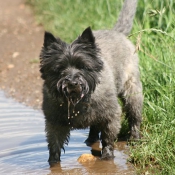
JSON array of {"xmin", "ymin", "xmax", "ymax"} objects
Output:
[{"xmin": 40, "ymin": 0, "xmax": 143, "ymax": 165}]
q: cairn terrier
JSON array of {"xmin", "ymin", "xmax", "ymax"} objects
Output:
[{"xmin": 40, "ymin": 0, "xmax": 143, "ymax": 165}]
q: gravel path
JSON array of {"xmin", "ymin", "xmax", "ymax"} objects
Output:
[{"xmin": 0, "ymin": 0, "xmax": 44, "ymax": 109}]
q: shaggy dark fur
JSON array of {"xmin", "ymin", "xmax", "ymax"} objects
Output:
[{"xmin": 40, "ymin": 0, "xmax": 143, "ymax": 165}]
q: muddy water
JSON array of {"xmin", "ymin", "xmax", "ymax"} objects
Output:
[{"xmin": 0, "ymin": 91, "xmax": 135, "ymax": 174}]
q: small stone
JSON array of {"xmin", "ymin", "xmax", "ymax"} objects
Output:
[
  {"xmin": 73, "ymin": 111, "xmax": 75, "ymax": 113},
  {"xmin": 75, "ymin": 114, "xmax": 77, "ymax": 116},
  {"xmin": 68, "ymin": 122, "xmax": 70, "ymax": 125},
  {"xmin": 71, "ymin": 116, "xmax": 73, "ymax": 118},
  {"xmin": 78, "ymin": 154, "xmax": 96, "ymax": 163},
  {"xmin": 7, "ymin": 64, "xmax": 14, "ymax": 69},
  {"xmin": 68, "ymin": 117, "xmax": 70, "ymax": 119},
  {"xmin": 77, "ymin": 111, "xmax": 80, "ymax": 113},
  {"xmin": 12, "ymin": 52, "xmax": 19, "ymax": 58},
  {"xmin": 60, "ymin": 104, "xmax": 62, "ymax": 106}
]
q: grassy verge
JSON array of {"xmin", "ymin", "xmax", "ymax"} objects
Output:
[{"xmin": 27, "ymin": 0, "xmax": 175, "ymax": 174}]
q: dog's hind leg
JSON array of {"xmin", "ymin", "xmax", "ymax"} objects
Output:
[
  {"xmin": 120, "ymin": 77, "xmax": 143, "ymax": 139},
  {"xmin": 85, "ymin": 125, "xmax": 100, "ymax": 146}
]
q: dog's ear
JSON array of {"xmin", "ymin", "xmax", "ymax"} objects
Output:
[
  {"xmin": 43, "ymin": 31, "xmax": 57, "ymax": 48},
  {"xmin": 80, "ymin": 27, "xmax": 95, "ymax": 43}
]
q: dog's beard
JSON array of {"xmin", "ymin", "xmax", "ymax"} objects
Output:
[{"xmin": 57, "ymin": 76, "xmax": 89, "ymax": 106}]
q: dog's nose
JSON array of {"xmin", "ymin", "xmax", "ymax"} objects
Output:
[
  {"xmin": 65, "ymin": 75, "xmax": 80, "ymax": 89},
  {"xmin": 68, "ymin": 80, "xmax": 78, "ymax": 88}
]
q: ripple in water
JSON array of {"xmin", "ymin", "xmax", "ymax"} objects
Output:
[{"xmin": 0, "ymin": 91, "xmax": 135, "ymax": 174}]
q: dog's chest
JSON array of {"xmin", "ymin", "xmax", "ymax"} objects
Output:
[{"xmin": 59, "ymin": 98, "xmax": 92, "ymax": 128}]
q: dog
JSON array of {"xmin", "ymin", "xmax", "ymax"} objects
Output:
[{"xmin": 40, "ymin": 0, "xmax": 143, "ymax": 165}]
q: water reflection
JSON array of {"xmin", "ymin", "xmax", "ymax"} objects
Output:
[{"xmin": 0, "ymin": 91, "xmax": 135, "ymax": 174}]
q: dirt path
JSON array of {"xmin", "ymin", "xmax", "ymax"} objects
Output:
[{"xmin": 0, "ymin": 0, "xmax": 43, "ymax": 109}]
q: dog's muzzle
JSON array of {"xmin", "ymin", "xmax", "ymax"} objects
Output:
[{"xmin": 57, "ymin": 76, "xmax": 89, "ymax": 105}]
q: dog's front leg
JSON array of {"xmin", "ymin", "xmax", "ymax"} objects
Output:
[
  {"xmin": 101, "ymin": 130, "xmax": 115, "ymax": 159},
  {"xmin": 100, "ymin": 121, "xmax": 120, "ymax": 160},
  {"xmin": 45, "ymin": 122, "xmax": 70, "ymax": 165}
]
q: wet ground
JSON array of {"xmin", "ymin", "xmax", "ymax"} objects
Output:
[{"xmin": 0, "ymin": 91, "xmax": 135, "ymax": 174}]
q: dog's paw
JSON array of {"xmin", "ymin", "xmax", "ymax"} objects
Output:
[
  {"xmin": 49, "ymin": 160, "xmax": 60, "ymax": 167},
  {"xmin": 84, "ymin": 137, "xmax": 100, "ymax": 146},
  {"xmin": 48, "ymin": 153, "xmax": 61, "ymax": 166},
  {"xmin": 101, "ymin": 146, "xmax": 114, "ymax": 160},
  {"xmin": 130, "ymin": 130, "xmax": 141, "ymax": 140}
]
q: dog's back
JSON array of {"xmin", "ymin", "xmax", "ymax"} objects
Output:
[{"xmin": 93, "ymin": 0, "xmax": 140, "ymax": 96}]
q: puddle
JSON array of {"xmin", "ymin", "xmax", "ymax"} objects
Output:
[{"xmin": 0, "ymin": 91, "xmax": 135, "ymax": 174}]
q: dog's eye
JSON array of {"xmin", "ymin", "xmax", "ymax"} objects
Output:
[
  {"xmin": 84, "ymin": 66, "xmax": 93, "ymax": 71},
  {"xmin": 76, "ymin": 63, "xmax": 89, "ymax": 70},
  {"xmin": 60, "ymin": 72, "xmax": 65, "ymax": 76},
  {"xmin": 76, "ymin": 64, "xmax": 84, "ymax": 70}
]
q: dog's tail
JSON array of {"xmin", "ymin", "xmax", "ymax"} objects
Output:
[{"xmin": 113, "ymin": 0, "xmax": 138, "ymax": 36}]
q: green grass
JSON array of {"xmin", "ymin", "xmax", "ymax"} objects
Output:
[{"xmin": 27, "ymin": 0, "xmax": 175, "ymax": 174}]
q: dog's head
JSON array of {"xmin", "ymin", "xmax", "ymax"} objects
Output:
[{"xmin": 40, "ymin": 27, "xmax": 103, "ymax": 105}]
